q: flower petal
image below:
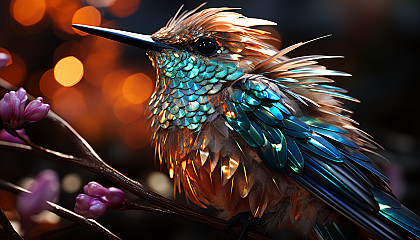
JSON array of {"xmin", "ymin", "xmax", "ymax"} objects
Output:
[{"xmin": 24, "ymin": 97, "xmax": 50, "ymax": 122}]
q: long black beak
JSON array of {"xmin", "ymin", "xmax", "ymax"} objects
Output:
[{"xmin": 72, "ymin": 24, "xmax": 177, "ymax": 52}]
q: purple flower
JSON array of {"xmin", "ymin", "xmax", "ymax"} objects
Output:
[
  {"xmin": 83, "ymin": 181, "xmax": 107, "ymax": 197},
  {"xmin": 105, "ymin": 187, "xmax": 126, "ymax": 207},
  {"xmin": 74, "ymin": 194, "xmax": 107, "ymax": 219},
  {"xmin": 74, "ymin": 182, "xmax": 126, "ymax": 219},
  {"xmin": 0, "ymin": 53, "xmax": 9, "ymax": 70},
  {"xmin": 24, "ymin": 97, "xmax": 50, "ymax": 122},
  {"xmin": 0, "ymin": 128, "xmax": 27, "ymax": 144},
  {"xmin": 0, "ymin": 88, "xmax": 49, "ymax": 131},
  {"xmin": 0, "ymin": 88, "xmax": 27, "ymax": 128},
  {"xmin": 16, "ymin": 169, "xmax": 60, "ymax": 234}
]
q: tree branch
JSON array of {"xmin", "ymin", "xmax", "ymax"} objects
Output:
[
  {"xmin": 0, "ymin": 178, "xmax": 121, "ymax": 240},
  {"xmin": 0, "ymin": 78, "xmax": 272, "ymax": 240},
  {"xmin": 47, "ymin": 202, "xmax": 121, "ymax": 240}
]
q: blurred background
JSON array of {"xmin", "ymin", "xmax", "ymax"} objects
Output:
[{"xmin": 0, "ymin": 0, "xmax": 419, "ymax": 239}]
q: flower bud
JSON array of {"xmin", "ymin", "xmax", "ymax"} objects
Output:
[
  {"xmin": 16, "ymin": 169, "xmax": 60, "ymax": 234},
  {"xmin": 16, "ymin": 169, "xmax": 60, "ymax": 216},
  {"xmin": 0, "ymin": 89, "xmax": 27, "ymax": 125},
  {"xmin": 75, "ymin": 182, "xmax": 127, "ymax": 219},
  {"xmin": 87, "ymin": 199, "xmax": 107, "ymax": 219},
  {"xmin": 0, "ymin": 94, "xmax": 12, "ymax": 122},
  {"xmin": 74, "ymin": 194, "xmax": 107, "ymax": 219},
  {"xmin": 74, "ymin": 194, "xmax": 94, "ymax": 213},
  {"xmin": 0, "ymin": 88, "xmax": 50, "ymax": 131},
  {"xmin": 24, "ymin": 97, "xmax": 50, "ymax": 122},
  {"xmin": 83, "ymin": 181, "xmax": 107, "ymax": 197},
  {"xmin": 105, "ymin": 187, "xmax": 126, "ymax": 207}
]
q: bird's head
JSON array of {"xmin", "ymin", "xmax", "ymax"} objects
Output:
[
  {"xmin": 72, "ymin": 5, "xmax": 284, "ymax": 132},
  {"xmin": 72, "ymin": 4, "xmax": 280, "ymax": 73}
]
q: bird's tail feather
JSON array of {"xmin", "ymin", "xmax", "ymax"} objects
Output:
[{"xmin": 372, "ymin": 188, "xmax": 420, "ymax": 239}]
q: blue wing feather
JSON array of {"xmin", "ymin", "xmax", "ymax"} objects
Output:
[
  {"xmin": 342, "ymin": 151, "xmax": 390, "ymax": 182},
  {"xmin": 281, "ymin": 128, "xmax": 312, "ymax": 138},
  {"xmin": 258, "ymin": 121, "xmax": 284, "ymax": 144},
  {"xmin": 312, "ymin": 128, "xmax": 359, "ymax": 149},
  {"xmin": 284, "ymin": 135, "xmax": 305, "ymax": 173},
  {"xmin": 308, "ymin": 133, "xmax": 343, "ymax": 160},
  {"xmin": 302, "ymin": 153, "xmax": 378, "ymax": 211},
  {"xmin": 300, "ymin": 116, "xmax": 350, "ymax": 134},
  {"xmin": 296, "ymin": 138, "xmax": 343, "ymax": 162},
  {"xmin": 291, "ymin": 170, "xmax": 403, "ymax": 240},
  {"xmin": 373, "ymin": 189, "xmax": 420, "ymax": 237},
  {"xmin": 224, "ymin": 77, "xmax": 420, "ymax": 240}
]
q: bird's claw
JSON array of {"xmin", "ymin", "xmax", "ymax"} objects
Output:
[{"xmin": 225, "ymin": 211, "xmax": 261, "ymax": 240}]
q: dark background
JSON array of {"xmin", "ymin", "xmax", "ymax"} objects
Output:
[{"xmin": 0, "ymin": 0, "xmax": 419, "ymax": 239}]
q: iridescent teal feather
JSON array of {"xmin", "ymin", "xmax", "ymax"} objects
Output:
[{"xmin": 149, "ymin": 50, "xmax": 244, "ymax": 132}]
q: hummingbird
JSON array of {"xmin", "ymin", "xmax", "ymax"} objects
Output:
[{"xmin": 73, "ymin": 4, "xmax": 420, "ymax": 240}]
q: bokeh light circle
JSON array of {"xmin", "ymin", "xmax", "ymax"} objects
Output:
[
  {"xmin": 54, "ymin": 56, "xmax": 84, "ymax": 87},
  {"xmin": 11, "ymin": 0, "xmax": 46, "ymax": 26}
]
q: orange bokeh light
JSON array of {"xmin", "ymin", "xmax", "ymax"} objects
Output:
[
  {"xmin": 108, "ymin": 0, "xmax": 141, "ymax": 18},
  {"xmin": 11, "ymin": 0, "xmax": 46, "ymax": 26},
  {"xmin": 0, "ymin": 54, "xmax": 26, "ymax": 86},
  {"xmin": 114, "ymin": 96, "xmax": 144, "ymax": 124},
  {"xmin": 54, "ymin": 56, "xmax": 84, "ymax": 87},
  {"xmin": 122, "ymin": 73, "xmax": 154, "ymax": 104},
  {"xmin": 72, "ymin": 6, "xmax": 102, "ymax": 36}
]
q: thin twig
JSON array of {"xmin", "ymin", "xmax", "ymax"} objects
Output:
[
  {"xmin": 0, "ymin": 177, "xmax": 121, "ymax": 240},
  {"xmin": 0, "ymin": 179, "xmax": 30, "ymax": 194},
  {"xmin": 46, "ymin": 111, "xmax": 103, "ymax": 162},
  {"xmin": 122, "ymin": 201, "xmax": 176, "ymax": 215},
  {"xmin": 47, "ymin": 202, "xmax": 121, "ymax": 240},
  {"xmin": 0, "ymin": 78, "xmax": 272, "ymax": 240},
  {"xmin": 0, "ymin": 141, "xmax": 271, "ymax": 239}
]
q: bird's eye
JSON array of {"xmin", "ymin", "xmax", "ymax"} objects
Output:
[{"xmin": 194, "ymin": 37, "xmax": 219, "ymax": 56}]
